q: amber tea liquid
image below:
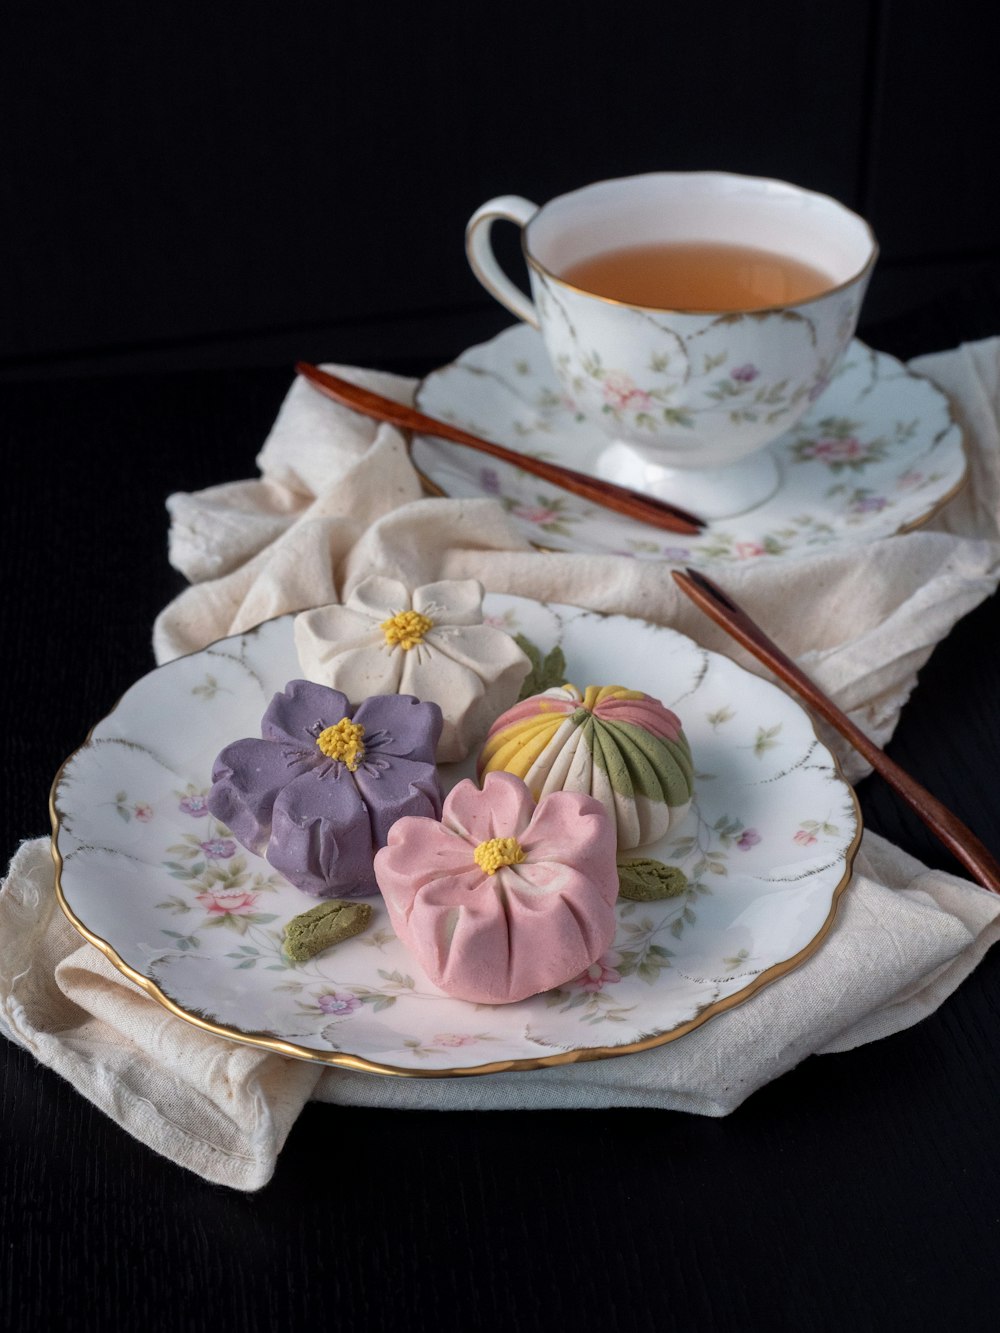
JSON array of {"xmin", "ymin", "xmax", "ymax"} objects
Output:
[{"xmin": 559, "ymin": 241, "xmax": 834, "ymax": 311}]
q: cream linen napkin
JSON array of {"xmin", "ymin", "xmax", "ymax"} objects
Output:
[
  {"xmin": 3, "ymin": 336, "xmax": 1000, "ymax": 1190},
  {"xmin": 4, "ymin": 832, "xmax": 1000, "ymax": 1174},
  {"xmin": 154, "ymin": 339, "xmax": 1000, "ymax": 784},
  {"xmin": 0, "ymin": 839, "xmax": 323, "ymax": 1190}
]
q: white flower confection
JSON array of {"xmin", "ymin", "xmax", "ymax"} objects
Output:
[{"xmin": 294, "ymin": 577, "xmax": 532, "ymax": 762}]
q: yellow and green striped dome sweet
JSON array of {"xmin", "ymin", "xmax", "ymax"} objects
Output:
[{"xmin": 478, "ymin": 684, "xmax": 694, "ymax": 849}]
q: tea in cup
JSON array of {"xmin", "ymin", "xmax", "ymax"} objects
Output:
[{"xmin": 466, "ymin": 172, "xmax": 877, "ymax": 518}]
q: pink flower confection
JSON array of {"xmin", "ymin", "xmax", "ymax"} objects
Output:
[{"xmin": 374, "ymin": 771, "xmax": 618, "ymax": 1005}]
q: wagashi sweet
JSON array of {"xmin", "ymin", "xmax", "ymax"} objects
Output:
[
  {"xmin": 281, "ymin": 899, "xmax": 373, "ymax": 961},
  {"xmin": 207, "ymin": 680, "xmax": 442, "ymax": 898},
  {"xmin": 477, "ymin": 684, "xmax": 693, "ymax": 849},
  {"xmin": 373, "ymin": 771, "xmax": 618, "ymax": 1004},
  {"xmin": 294, "ymin": 576, "xmax": 531, "ymax": 763}
]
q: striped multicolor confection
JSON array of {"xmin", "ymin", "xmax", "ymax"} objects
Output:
[{"xmin": 477, "ymin": 684, "xmax": 694, "ymax": 850}]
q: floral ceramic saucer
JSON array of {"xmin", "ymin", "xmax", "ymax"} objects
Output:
[
  {"xmin": 52, "ymin": 596, "xmax": 860, "ymax": 1076},
  {"xmin": 412, "ymin": 324, "xmax": 966, "ymax": 565}
]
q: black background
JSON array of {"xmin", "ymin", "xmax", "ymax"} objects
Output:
[
  {"xmin": 3, "ymin": 4, "xmax": 1000, "ymax": 1331},
  {"xmin": 3, "ymin": 0, "xmax": 1000, "ymax": 378}
]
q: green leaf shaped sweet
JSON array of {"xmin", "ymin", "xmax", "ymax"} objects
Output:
[
  {"xmin": 617, "ymin": 858, "xmax": 689, "ymax": 901},
  {"xmin": 478, "ymin": 684, "xmax": 694, "ymax": 849},
  {"xmin": 282, "ymin": 899, "xmax": 373, "ymax": 962}
]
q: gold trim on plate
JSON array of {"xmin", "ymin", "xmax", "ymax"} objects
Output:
[{"xmin": 50, "ymin": 612, "xmax": 862, "ymax": 1079}]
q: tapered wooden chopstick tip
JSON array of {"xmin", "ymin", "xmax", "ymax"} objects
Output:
[{"xmin": 673, "ymin": 565, "xmax": 1000, "ymax": 894}]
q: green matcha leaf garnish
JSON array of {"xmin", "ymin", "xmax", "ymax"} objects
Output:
[
  {"xmin": 617, "ymin": 858, "xmax": 689, "ymax": 902},
  {"xmin": 282, "ymin": 899, "xmax": 372, "ymax": 962},
  {"xmin": 514, "ymin": 634, "xmax": 567, "ymax": 700}
]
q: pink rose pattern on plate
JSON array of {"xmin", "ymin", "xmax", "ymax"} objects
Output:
[{"xmin": 154, "ymin": 784, "xmax": 285, "ymax": 945}]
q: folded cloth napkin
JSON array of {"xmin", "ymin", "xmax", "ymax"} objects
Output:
[
  {"xmin": 4, "ymin": 832, "xmax": 1000, "ymax": 1183},
  {"xmin": 3, "ymin": 336, "xmax": 1000, "ymax": 1190}
]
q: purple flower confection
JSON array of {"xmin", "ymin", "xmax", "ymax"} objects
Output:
[{"xmin": 207, "ymin": 680, "xmax": 443, "ymax": 898}]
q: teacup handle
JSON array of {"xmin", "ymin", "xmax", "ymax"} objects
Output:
[{"xmin": 465, "ymin": 195, "xmax": 540, "ymax": 329}]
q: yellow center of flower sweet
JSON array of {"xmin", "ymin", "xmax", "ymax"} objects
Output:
[
  {"xmin": 473, "ymin": 836, "xmax": 526, "ymax": 876},
  {"xmin": 315, "ymin": 719, "xmax": 366, "ymax": 770},
  {"xmin": 381, "ymin": 609, "xmax": 434, "ymax": 650}
]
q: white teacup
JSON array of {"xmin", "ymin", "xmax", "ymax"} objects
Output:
[{"xmin": 466, "ymin": 172, "xmax": 877, "ymax": 518}]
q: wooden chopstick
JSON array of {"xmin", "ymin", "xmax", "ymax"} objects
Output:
[
  {"xmin": 295, "ymin": 361, "xmax": 705, "ymax": 536},
  {"xmin": 672, "ymin": 566, "xmax": 1000, "ymax": 894}
]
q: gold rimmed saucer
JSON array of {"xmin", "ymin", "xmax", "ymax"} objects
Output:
[{"xmin": 412, "ymin": 325, "xmax": 966, "ymax": 565}]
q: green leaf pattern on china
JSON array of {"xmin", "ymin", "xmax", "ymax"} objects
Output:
[{"xmin": 514, "ymin": 634, "xmax": 568, "ymax": 699}]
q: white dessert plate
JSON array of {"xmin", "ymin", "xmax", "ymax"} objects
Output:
[
  {"xmin": 52, "ymin": 596, "xmax": 860, "ymax": 1076},
  {"xmin": 412, "ymin": 324, "xmax": 966, "ymax": 564}
]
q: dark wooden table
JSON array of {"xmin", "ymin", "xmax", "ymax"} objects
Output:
[{"xmin": 3, "ymin": 288, "xmax": 1000, "ymax": 1332}]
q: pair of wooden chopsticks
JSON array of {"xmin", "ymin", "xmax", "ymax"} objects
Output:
[
  {"xmin": 295, "ymin": 361, "xmax": 705, "ymax": 537},
  {"xmin": 296, "ymin": 359, "xmax": 996, "ymax": 891},
  {"xmin": 673, "ymin": 567, "xmax": 1000, "ymax": 895}
]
